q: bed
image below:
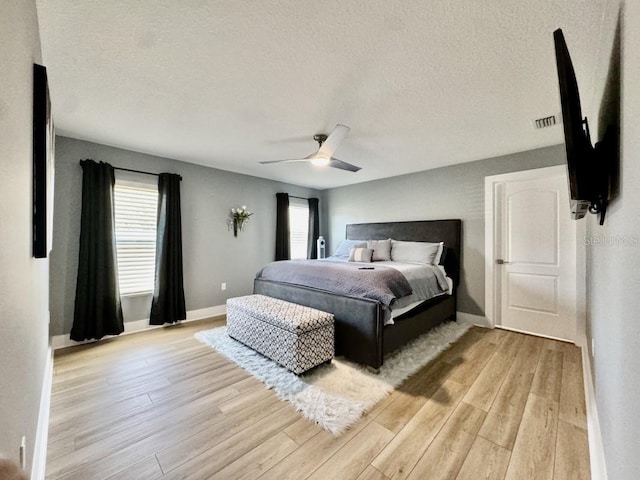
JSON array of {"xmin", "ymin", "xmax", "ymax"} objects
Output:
[{"xmin": 254, "ymin": 219, "xmax": 461, "ymax": 370}]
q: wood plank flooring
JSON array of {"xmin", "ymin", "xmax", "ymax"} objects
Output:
[{"xmin": 46, "ymin": 318, "xmax": 590, "ymax": 480}]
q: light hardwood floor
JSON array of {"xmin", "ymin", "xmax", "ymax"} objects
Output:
[{"xmin": 46, "ymin": 318, "xmax": 590, "ymax": 480}]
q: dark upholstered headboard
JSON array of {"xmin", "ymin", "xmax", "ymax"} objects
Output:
[{"xmin": 346, "ymin": 219, "xmax": 462, "ymax": 287}]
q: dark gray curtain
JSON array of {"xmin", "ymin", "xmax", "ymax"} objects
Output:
[
  {"xmin": 71, "ymin": 160, "xmax": 124, "ymax": 341},
  {"xmin": 150, "ymin": 173, "xmax": 186, "ymax": 325},
  {"xmin": 275, "ymin": 192, "xmax": 290, "ymax": 261},
  {"xmin": 307, "ymin": 197, "xmax": 319, "ymax": 259}
]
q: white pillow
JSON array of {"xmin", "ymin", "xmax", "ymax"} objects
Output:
[
  {"xmin": 348, "ymin": 247, "xmax": 373, "ymax": 263},
  {"xmin": 333, "ymin": 240, "xmax": 367, "ymax": 258},
  {"xmin": 367, "ymin": 239, "xmax": 391, "ymax": 261},
  {"xmin": 391, "ymin": 240, "xmax": 444, "ymax": 265},
  {"xmin": 434, "ymin": 242, "xmax": 445, "ymax": 265}
]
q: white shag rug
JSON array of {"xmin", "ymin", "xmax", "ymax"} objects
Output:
[{"xmin": 195, "ymin": 320, "xmax": 470, "ymax": 435}]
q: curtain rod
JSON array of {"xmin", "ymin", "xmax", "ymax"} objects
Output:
[
  {"xmin": 115, "ymin": 166, "xmax": 161, "ymax": 177},
  {"xmin": 79, "ymin": 160, "xmax": 182, "ymax": 181},
  {"xmin": 289, "ymin": 195, "xmax": 318, "ymax": 201},
  {"xmin": 114, "ymin": 166, "xmax": 183, "ymax": 181}
]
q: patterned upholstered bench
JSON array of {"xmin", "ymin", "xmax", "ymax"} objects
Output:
[{"xmin": 226, "ymin": 294, "xmax": 334, "ymax": 374}]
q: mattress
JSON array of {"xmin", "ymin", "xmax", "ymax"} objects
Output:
[{"xmin": 374, "ymin": 261, "xmax": 452, "ymax": 325}]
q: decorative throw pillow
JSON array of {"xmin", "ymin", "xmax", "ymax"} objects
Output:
[
  {"xmin": 367, "ymin": 239, "xmax": 392, "ymax": 261},
  {"xmin": 391, "ymin": 240, "xmax": 444, "ymax": 265},
  {"xmin": 333, "ymin": 239, "xmax": 367, "ymax": 258},
  {"xmin": 348, "ymin": 247, "xmax": 373, "ymax": 263}
]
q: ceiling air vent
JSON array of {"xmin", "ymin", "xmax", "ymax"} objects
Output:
[{"xmin": 533, "ymin": 115, "xmax": 558, "ymax": 129}]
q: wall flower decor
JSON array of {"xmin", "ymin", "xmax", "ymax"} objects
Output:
[{"xmin": 229, "ymin": 206, "xmax": 253, "ymax": 237}]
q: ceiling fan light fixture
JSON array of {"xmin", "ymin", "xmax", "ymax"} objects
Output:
[
  {"xmin": 259, "ymin": 124, "xmax": 360, "ymax": 172},
  {"xmin": 311, "ymin": 156, "xmax": 330, "ymax": 167}
]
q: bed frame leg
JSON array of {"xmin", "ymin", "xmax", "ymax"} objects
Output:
[{"xmin": 366, "ymin": 365, "xmax": 380, "ymax": 375}]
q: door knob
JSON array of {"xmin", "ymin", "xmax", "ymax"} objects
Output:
[{"xmin": 496, "ymin": 259, "xmax": 509, "ymax": 265}]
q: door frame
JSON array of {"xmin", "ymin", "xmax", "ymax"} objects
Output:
[{"xmin": 484, "ymin": 165, "xmax": 586, "ymax": 343}]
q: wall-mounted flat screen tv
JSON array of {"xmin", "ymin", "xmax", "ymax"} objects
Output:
[{"xmin": 554, "ymin": 28, "xmax": 609, "ymax": 224}]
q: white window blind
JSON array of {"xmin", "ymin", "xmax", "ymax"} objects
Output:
[
  {"xmin": 114, "ymin": 182, "xmax": 159, "ymax": 296},
  {"xmin": 289, "ymin": 199, "xmax": 309, "ymax": 260}
]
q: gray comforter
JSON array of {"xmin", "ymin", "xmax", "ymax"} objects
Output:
[{"xmin": 255, "ymin": 260, "xmax": 413, "ymax": 308}]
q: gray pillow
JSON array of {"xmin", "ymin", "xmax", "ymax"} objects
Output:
[
  {"xmin": 367, "ymin": 239, "xmax": 391, "ymax": 261},
  {"xmin": 391, "ymin": 240, "xmax": 443, "ymax": 265},
  {"xmin": 333, "ymin": 239, "xmax": 367, "ymax": 258},
  {"xmin": 348, "ymin": 247, "xmax": 373, "ymax": 263}
]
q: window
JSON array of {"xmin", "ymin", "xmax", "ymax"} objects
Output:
[
  {"xmin": 289, "ymin": 198, "xmax": 309, "ymax": 260},
  {"xmin": 113, "ymin": 181, "xmax": 159, "ymax": 295}
]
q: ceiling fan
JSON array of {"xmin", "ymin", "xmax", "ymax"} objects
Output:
[{"xmin": 260, "ymin": 124, "xmax": 361, "ymax": 172}]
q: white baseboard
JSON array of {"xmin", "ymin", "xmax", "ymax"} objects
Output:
[
  {"xmin": 581, "ymin": 345, "xmax": 607, "ymax": 480},
  {"xmin": 494, "ymin": 325, "xmax": 573, "ymax": 344},
  {"xmin": 52, "ymin": 304, "xmax": 226, "ymax": 350},
  {"xmin": 186, "ymin": 305, "xmax": 226, "ymax": 321},
  {"xmin": 31, "ymin": 345, "xmax": 53, "ymax": 480},
  {"xmin": 456, "ymin": 311, "xmax": 491, "ymax": 328}
]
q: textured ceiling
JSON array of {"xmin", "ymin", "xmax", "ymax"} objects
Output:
[{"xmin": 36, "ymin": 0, "xmax": 608, "ymax": 189}]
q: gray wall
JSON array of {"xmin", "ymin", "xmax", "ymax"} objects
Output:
[
  {"xmin": 0, "ymin": 1, "xmax": 49, "ymax": 475},
  {"xmin": 585, "ymin": 2, "xmax": 640, "ymax": 479},
  {"xmin": 324, "ymin": 145, "xmax": 565, "ymax": 316},
  {"xmin": 51, "ymin": 136, "xmax": 321, "ymax": 336}
]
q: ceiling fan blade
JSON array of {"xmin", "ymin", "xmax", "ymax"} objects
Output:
[
  {"xmin": 259, "ymin": 158, "xmax": 309, "ymax": 165},
  {"xmin": 329, "ymin": 157, "xmax": 361, "ymax": 172},
  {"xmin": 260, "ymin": 150, "xmax": 317, "ymax": 165},
  {"xmin": 317, "ymin": 124, "xmax": 350, "ymax": 158}
]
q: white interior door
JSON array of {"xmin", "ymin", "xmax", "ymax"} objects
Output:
[{"xmin": 497, "ymin": 172, "xmax": 577, "ymax": 341}]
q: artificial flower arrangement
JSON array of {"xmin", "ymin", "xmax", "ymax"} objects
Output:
[{"xmin": 229, "ymin": 205, "xmax": 253, "ymax": 236}]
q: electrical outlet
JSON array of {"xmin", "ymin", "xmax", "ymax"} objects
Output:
[
  {"xmin": 221, "ymin": 283, "xmax": 227, "ymax": 291},
  {"xmin": 20, "ymin": 436, "xmax": 26, "ymax": 470},
  {"xmin": 591, "ymin": 338, "xmax": 595, "ymax": 358}
]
